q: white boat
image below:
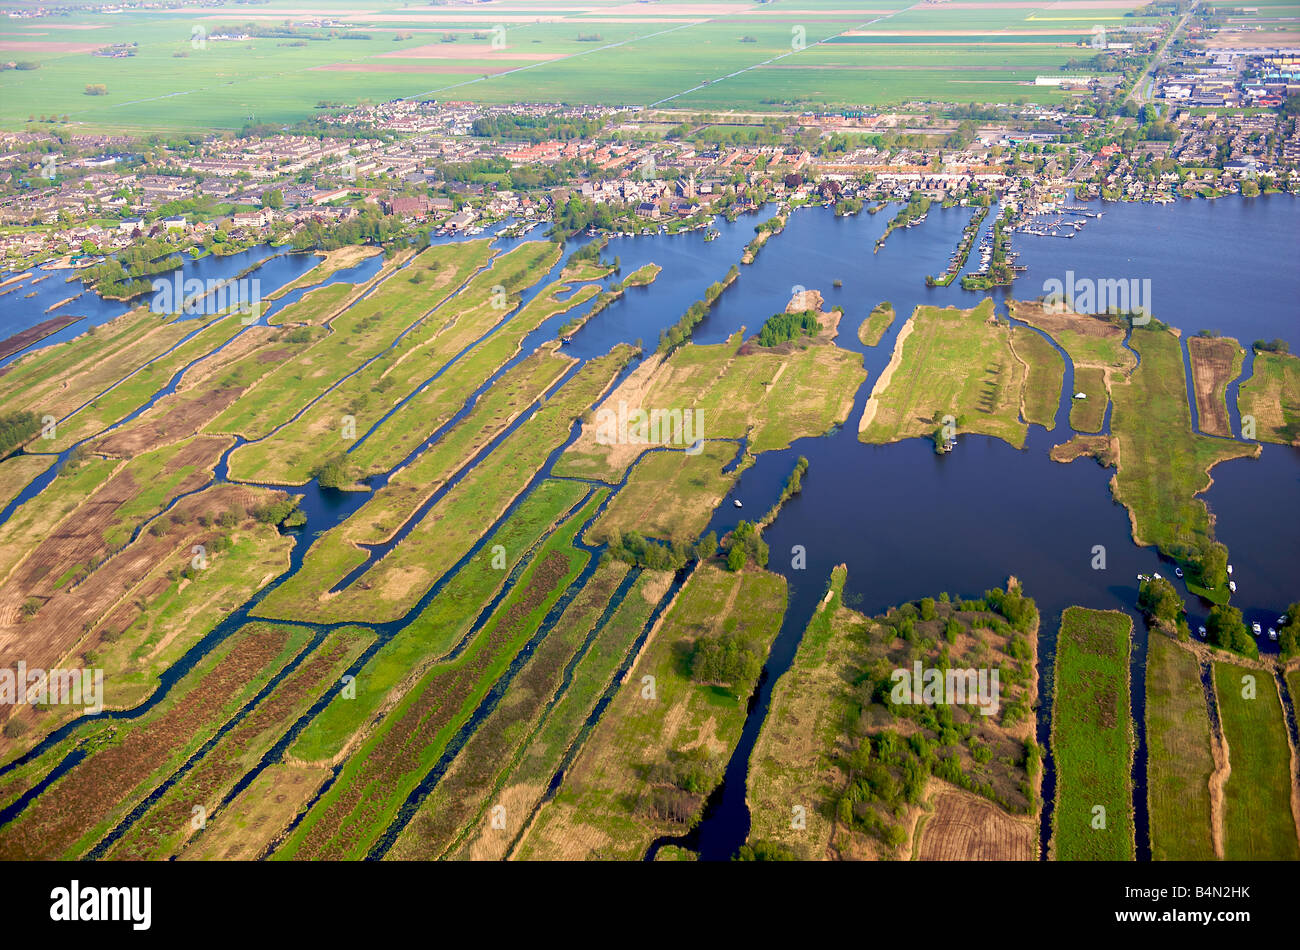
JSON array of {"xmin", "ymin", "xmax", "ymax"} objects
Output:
[
  {"xmin": 1268, "ymin": 628, "xmax": 1278, "ymax": 641},
  {"xmin": 1251, "ymin": 622, "xmax": 1262, "ymax": 636},
  {"xmin": 1229, "ymin": 581, "xmax": 1237, "ymax": 593},
  {"xmin": 1153, "ymin": 572, "xmax": 1162, "ymax": 580},
  {"xmin": 1279, "ymin": 615, "xmax": 1288, "ymax": 626},
  {"xmin": 1175, "ymin": 567, "xmax": 1183, "ymax": 578},
  {"xmin": 1197, "ymin": 625, "xmax": 1206, "ymax": 638},
  {"xmin": 1226, "ymin": 564, "xmax": 1233, "ymax": 575},
  {"xmin": 733, "ymin": 499, "xmax": 743, "ymax": 508}
]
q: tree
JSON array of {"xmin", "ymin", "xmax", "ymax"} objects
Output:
[
  {"xmin": 1138, "ymin": 575, "xmax": 1183, "ymax": 626},
  {"xmin": 1207, "ymin": 604, "xmax": 1256, "ymax": 659},
  {"xmin": 263, "ymin": 188, "xmax": 284, "ymax": 209},
  {"xmin": 726, "ymin": 546, "xmax": 747, "ymax": 572}
]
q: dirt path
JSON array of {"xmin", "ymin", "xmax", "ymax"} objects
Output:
[
  {"xmin": 1207, "ymin": 665, "xmax": 1229, "ymax": 860},
  {"xmin": 858, "ymin": 314, "xmax": 913, "ymax": 433}
]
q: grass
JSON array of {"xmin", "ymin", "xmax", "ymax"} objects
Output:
[
  {"xmin": 1069, "ymin": 366, "xmax": 1108, "ymax": 433},
  {"xmin": 275, "ymin": 489, "xmax": 606, "ymax": 860},
  {"xmin": 225, "ymin": 241, "xmax": 563, "ymax": 484},
  {"xmin": 1144, "ymin": 635, "xmax": 1216, "ymax": 860},
  {"xmin": 42, "ymin": 313, "xmax": 247, "ymax": 452},
  {"xmin": 1237, "ymin": 349, "xmax": 1300, "ymax": 445},
  {"xmin": 444, "ymin": 569, "xmax": 671, "ymax": 860},
  {"xmin": 516, "ymin": 562, "xmax": 787, "ymax": 860},
  {"xmin": 1011, "ymin": 325, "xmax": 1063, "ymax": 429},
  {"xmin": 860, "ymin": 299, "xmax": 1030, "ymax": 449},
  {"xmin": 0, "ymin": 307, "xmax": 197, "ymax": 423},
  {"xmin": 257, "ymin": 344, "xmax": 632, "ymax": 624},
  {"xmin": 1213, "ymin": 661, "xmax": 1300, "ymax": 860},
  {"xmin": 0, "ymin": 454, "xmax": 118, "ymax": 581},
  {"xmin": 343, "ymin": 274, "xmax": 597, "ymax": 477},
  {"xmin": 1109, "ymin": 325, "xmax": 1256, "ymax": 560},
  {"xmin": 94, "ymin": 505, "xmax": 295, "ymax": 709},
  {"xmin": 1050, "ymin": 606, "xmax": 1135, "ymax": 861},
  {"xmin": 106, "ymin": 626, "xmax": 374, "ymax": 859},
  {"xmin": 746, "ymin": 565, "xmax": 849, "ymax": 859},
  {"xmin": 857, "ymin": 301, "xmax": 895, "ymax": 347},
  {"xmin": 98, "ymin": 435, "xmax": 226, "ymax": 549},
  {"xmin": 287, "ymin": 476, "xmax": 593, "ymax": 764},
  {"xmin": 556, "ymin": 329, "xmax": 865, "ymax": 481},
  {"xmin": 0, "ymin": 454, "xmax": 54, "ymax": 512},
  {"xmin": 0, "ymin": 4, "xmax": 1089, "ymax": 134},
  {"xmin": 0, "ymin": 623, "xmax": 307, "ymax": 859},
  {"xmin": 385, "ymin": 559, "xmax": 634, "ymax": 859},
  {"xmin": 208, "ymin": 241, "xmax": 492, "ymax": 445},
  {"xmin": 589, "ymin": 441, "xmax": 740, "ymax": 544}
]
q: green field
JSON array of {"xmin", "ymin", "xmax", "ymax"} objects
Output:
[
  {"xmin": 860, "ymin": 298, "xmax": 1038, "ymax": 449},
  {"xmin": 1145, "ymin": 635, "xmax": 1216, "ymax": 860},
  {"xmin": 1110, "ymin": 324, "xmax": 1256, "ymax": 563},
  {"xmin": 1050, "ymin": 606, "xmax": 1135, "ymax": 861},
  {"xmin": 0, "ymin": 0, "xmax": 1137, "ymax": 132},
  {"xmin": 1238, "ymin": 349, "xmax": 1300, "ymax": 446},
  {"xmin": 1213, "ymin": 661, "xmax": 1300, "ymax": 860}
]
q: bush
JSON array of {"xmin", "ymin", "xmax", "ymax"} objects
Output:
[
  {"xmin": 2, "ymin": 718, "xmax": 29, "ymax": 739},
  {"xmin": 1207, "ymin": 604, "xmax": 1257, "ymax": 659},
  {"xmin": 690, "ymin": 632, "xmax": 762, "ymax": 688},
  {"xmin": 736, "ymin": 840, "xmax": 797, "ymax": 860},
  {"xmin": 1138, "ymin": 575, "xmax": 1184, "ymax": 625}
]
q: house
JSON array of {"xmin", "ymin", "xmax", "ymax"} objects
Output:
[
  {"xmin": 162, "ymin": 216, "xmax": 187, "ymax": 232},
  {"xmin": 635, "ymin": 201, "xmax": 660, "ymax": 220},
  {"xmin": 383, "ymin": 195, "xmax": 432, "ymax": 218}
]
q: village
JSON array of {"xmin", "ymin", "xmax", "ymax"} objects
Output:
[{"xmin": 0, "ymin": 71, "xmax": 1297, "ymax": 269}]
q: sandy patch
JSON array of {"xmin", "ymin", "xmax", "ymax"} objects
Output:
[
  {"xmin": 314, "ymin": 62, "xmax": 532, "ymax": 74},
  {"xmin": 859, "ymin": 313, "xmax": 913, "ymax": 433},
  {"xmin": 0, "ymin": 41, "xmax": 101, "ymax": 53}
]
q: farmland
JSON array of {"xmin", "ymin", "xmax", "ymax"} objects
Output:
[
  {"xmin": 1049, "ymin": 606, "xmax": 1135, "ymax": 861},
  {"xmin": 1238, "ymin": 348, "xmax": 1300, "ymax": 446},
  {"xmin": 1144, "ymin": 634, "xmax": 1216, "ymax": 861},
  {"xmin": 0, "ymin": 0, "xmax": 1148, "ymax": 133},
  {"xmin": 1212, "ymin": 661, "xmax": 1300, "ymax": 860}
]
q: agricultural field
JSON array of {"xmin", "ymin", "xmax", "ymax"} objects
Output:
[
  {"xmin": 1144, "ymin": 634, "xmax": 1216, "ymax": 861},
  {"xmin": 746, "ymin": 566, "xmax": 1041, "ymax": 861},
  {"xmin": 515, "ymin": 562, "xmax": 787, "ymax": 860},
  {"xmin": 1212, "ymin": 661, "xmax": 1300, "ymax": 861},
  {"xmin": 1109, "ymin": 323, "xmax": 1256, "ymax": 568},
  {"xmin": 1049, "ymin": 606, "xmax": 1135, "ymax": 861},
  {"xmin": 1238, "ymin": 348, "xmax": 1300, "ymax": 446},
  {"xmin": 0, "ymin": 0, "xmax": 1142, "ymax": 133},
  {"xmin": 1187, "ymin": 335, "xmax": 1244, "ymax": 440}
]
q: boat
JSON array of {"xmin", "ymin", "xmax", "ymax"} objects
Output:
[
  {"xmin": 1280, "ymin": 615, "xmax": 1290, "ymax": 626},
  {"xmin": 1268, "ymin": 628, "xmax": 1278, "ymax": 641},
  {"xmin": 733, "ymin": 499, "xmax": 743, "ymax": 508},
  {"xmin": 1251, "ymin": 622, "xmax": 1262, "ymax": 636},
  {"xmin": 1153, "ymin": 572, "xmax": 1162, "ymax": 580},
  {"xmin": 1229, "ymin": 580, "xmax": 1237, "ymax": 593},
  {"xmin": 1197, "ymin": 625, "xmax": 1206, "ymax": 638},
  {"xmin": 1226, "ymin": 564, "xmax": 1233, "ymax": 574},
  {"xmin": 1174, "ymin": 567, "xmax": 1183, "ymax": 578}
]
